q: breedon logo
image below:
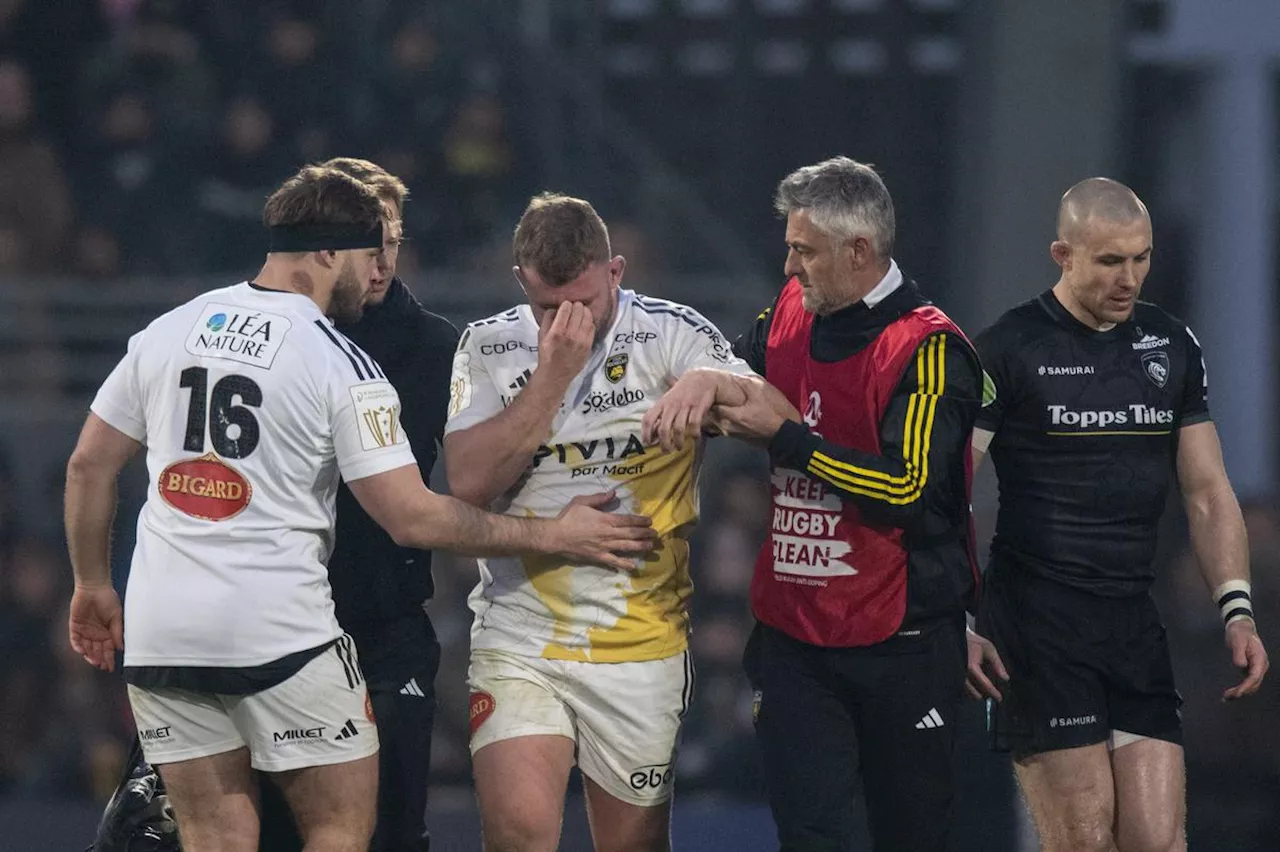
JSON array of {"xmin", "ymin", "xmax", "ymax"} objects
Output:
[{"xmin": 158, "ymin": 454, "xmax": 252, "ymax": 521}]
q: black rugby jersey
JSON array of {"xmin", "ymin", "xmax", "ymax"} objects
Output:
[
  {"xmin": 975, "ymin": 289, "xmax": 1210, "ymax": 596},
  {"xmin": 331, "ymin": 278, "xmax": 459, "ymax": 641}
]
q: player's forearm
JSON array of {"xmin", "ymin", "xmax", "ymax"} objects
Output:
[
  {"xmin": 731, "ymin": 373, "xmax": 800, "ymax": 423},
  {"xmin": 1185, "ymin": 481, "xmax": 1251, "ymax": 591},
  {"xmin": 64, "ymin": 457, "xmax": 117, "ymax": 588},
  {"xmin": 769, "ymin": 419, "xmax": 929, "ymax": 525},
  {"xmin": 678, "ymin": 368, "xmax": 750, "ymax": 407},
  {"xmin": 446, "ymin": 374, "xmax": 566, "ymax": 506},
  {"xmin": 395, "ymin": 489, "xmax": 553, "ymax": 556}
]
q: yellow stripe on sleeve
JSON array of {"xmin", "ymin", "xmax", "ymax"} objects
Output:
[{"xmin": 805, "ymin": 334, "xmax": 946, "ymax": 505}]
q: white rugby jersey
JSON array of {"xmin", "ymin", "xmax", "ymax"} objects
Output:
[
  {"xmin": 91, "ymin": 282, "xmax": 416, "ymax": 668},
  {"xmin": 446, "ymin": 289, "xmax": 754, "ymax": 663}
]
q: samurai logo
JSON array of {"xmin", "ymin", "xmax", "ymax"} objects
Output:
[{"xmin": 605, "ymin": 352, "xmax": 628, "ymax": 384}]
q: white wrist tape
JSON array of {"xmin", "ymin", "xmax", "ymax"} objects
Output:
[{"xmin": 1213, "ymin": 580, "xmax": 1254, "ymax": 626}]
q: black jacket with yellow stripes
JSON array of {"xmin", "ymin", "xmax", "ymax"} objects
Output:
[{"xmin": 733, "ymin": 277, "xmax": 983, "ymax": 627}]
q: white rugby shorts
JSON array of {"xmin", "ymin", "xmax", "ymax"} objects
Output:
[
  {"xmin": 128, "ymin": 636, "xmax": 378, "ymax": 772},
  {"xmin": 468, "ymin": 648, "xmax": 693, "ymax": 806}
]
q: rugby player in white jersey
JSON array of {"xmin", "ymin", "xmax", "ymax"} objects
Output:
[
  {"xmin": 64, "ymin": 168, "xmax": 655, "ymax": 852},
  {"xmin": 445, "ymin": 192, "xmax": 794, "ymax": 852}
]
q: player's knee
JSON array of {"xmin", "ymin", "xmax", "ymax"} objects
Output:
[
  {"xmin": 481, "ymin": 814, "xmax": 560, "ymax": 852},
  {"xmin": 1046, "ymin": 819, "xmax": 1115, "ymax": 852},
  {"xmin": 592, "ymin": 823, "xmax": 671, "ymax": 852},
  {"xmin": 295, "ymin": 800, "xmax": 376, "ymax": 852},
  {"xmin": 170, "ymin": 814, "xmax": 258, "ymax": 852},
  {"xmin": 1116, "ymin": 819, "xmax": 1185, "ymax": 852},
  {"xmin": 595, "ymin": 839, "xmax": 670, "ymax": 852},
  {"xmin": 305, "ymin": 812, "xmax": 375, "ymax": 852}
]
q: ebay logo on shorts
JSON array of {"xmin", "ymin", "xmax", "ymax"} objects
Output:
[{"xmin": 629, "ymin": 763, "xmax": 673, "ymax": 791}]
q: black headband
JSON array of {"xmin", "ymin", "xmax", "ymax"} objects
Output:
[{"xmin": 268, "ymin": 221, "xmax": 383, "ymax": 252}]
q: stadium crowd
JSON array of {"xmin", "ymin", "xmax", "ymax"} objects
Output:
[{"xmin": 0, "ymin": 0, "xmax": 520, "ymax": 278}]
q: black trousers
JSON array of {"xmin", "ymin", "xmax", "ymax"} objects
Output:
[
  {"xmin": 260, "ymin": 614, "xmax": 440, "ymax": 852},
  {"xmin": 744, "ymin": 620, "xmax": 966, "ymax": 852}
]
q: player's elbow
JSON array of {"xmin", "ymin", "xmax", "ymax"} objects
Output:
[
  {"xmin": 445, "ymin": 469, "xmax": 492, "ymax": 508},
  {"xmin": 384, "ymin": 521, "xmax": 417, "ymax": 549},
  {"xmin": 1183, "ymin": 479, "xmax": 1237, "ymax": 523},
  {"xmin": 893, "ymin": 497, "xmax": 931, "ymax": 531},
  {"xmin": 377, "ymin": 502, "xmax": 434, "ymax": 549},
  {"xmin": 855, "ymin": 490, "xmax": 927, "ymax": 529},
  {"xmin": 66, "ymin": 448, "xmax": 111, "ymax": 485}
]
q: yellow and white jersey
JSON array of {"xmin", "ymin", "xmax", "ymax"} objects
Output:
[{"xmin": 446, "ymin": 289, "xmax": 754, "ymax": 662}]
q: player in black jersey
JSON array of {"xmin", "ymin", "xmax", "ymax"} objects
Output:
[
  {"xmin": 258, "ymin": 159, "xmax": 458, "ymax": 852},
  {"xmin": 973, "ymin": 178, "xmax": 1269, "ymax": 852}
]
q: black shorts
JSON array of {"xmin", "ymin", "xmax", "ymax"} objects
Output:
[
  {"xmin": 260, "ymin": 613, "xmax": 440, "ymax": 852},
  {"xmin": 977, "ymin": 560, "xmax": 1182, "ymax": 757},
  {"xmin": 743, "ymin": 618, "xmax": 966, "ymax": 852}
]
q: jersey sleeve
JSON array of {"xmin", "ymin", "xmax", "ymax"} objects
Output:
[
  {"xmin": 443, "ymin": 327, "xmax": 506, "ymax": 435},
  {"xmin": 326, "ymin": 358, "xmax": 417, "ymax": 483},
  {"xmin": 90, "ymin": 330, "xmax": 148, "ymax": 442},
  {"xmin": 1178, "ymin": 325, "xmax": 1211, "ymax": 427},
  {"xmin": 972, "ymin": 321, "xmax": 1013, "ymax": 434},
  {"xmin": 666, "ymin": 306, "xmax": 756, "ymax": 379},
  {"xmin": 731, "ymin": 304, "xmax": 774, "ymax": 375},
  {"xmin": 401, "ymin": 312, "xmax": 461, "ymax": 450}
]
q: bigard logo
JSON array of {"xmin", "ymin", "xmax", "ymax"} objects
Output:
[
  {"xmin": 158, "ymin": 454, "xmax": 251, "ymax": 521},
  {"xmin": 469, "ymin": 691, "xmax": 495, "ymax": 737}
]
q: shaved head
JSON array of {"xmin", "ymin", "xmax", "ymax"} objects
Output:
[
  {"xmin": 1056, "ymin": 177, "xmax": 1149, "ymax": 242},
  {"xmin": 1049, "ymin": 177, "xmax": 1154, "ymax": 329}
]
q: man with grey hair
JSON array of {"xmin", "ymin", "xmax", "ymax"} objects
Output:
[
  {"xmin": 972, "ymin": 177, "xmax": 1268, "ymax": 852},
  {"xmin": 647, "ymin": 156, "xmax": 1006, "ymax": 851}
]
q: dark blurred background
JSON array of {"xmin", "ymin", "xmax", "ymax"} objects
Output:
[{"xmin": 0, "ymin": 0, "xmax": 1276, "ymax": 849}]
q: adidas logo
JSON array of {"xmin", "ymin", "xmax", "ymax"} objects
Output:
[
  {"xmin": 333, "ymin": 719, "xmax": 359, "ymax": 741},
  {"xmin": 915, "ymin": 708, "xmax": 945, "ymax": 730},
  {"xmin": 399, "ymin": 678, "xmax": 426, "ymax": 698},
  {"xmin": 508, "ymin": 369, "xmax": 533, "ymax": 392}
]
